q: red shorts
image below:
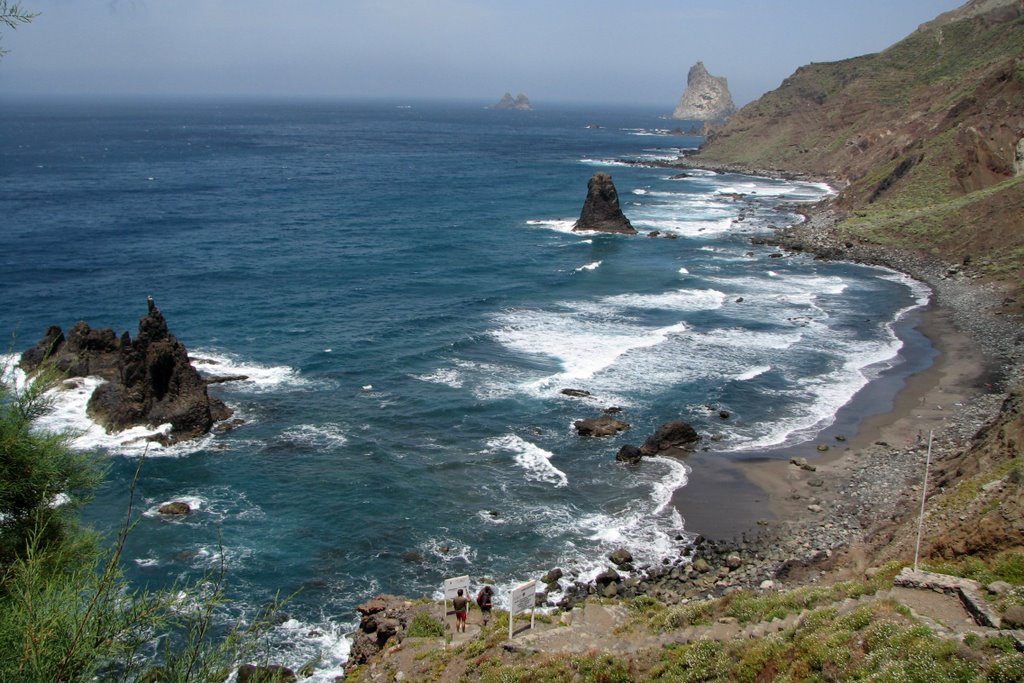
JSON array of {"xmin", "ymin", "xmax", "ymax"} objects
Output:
[{"xmin": 455, "ymin": 610, "xmax": 467, "ymax": 622}]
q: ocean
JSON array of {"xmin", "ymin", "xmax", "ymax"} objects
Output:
[{"xmin": 0, "ymin": 99, "xmax": 930, "ymax": 678}]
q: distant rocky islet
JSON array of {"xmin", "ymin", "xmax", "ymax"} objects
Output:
[{"xmin": 672, "ymin": 61, "xmax": 737, "ymax": 122}]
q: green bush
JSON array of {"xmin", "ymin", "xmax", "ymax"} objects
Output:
[{"xmin": 407, "ymin": 611, "xmax": 444, "ymax": 638}]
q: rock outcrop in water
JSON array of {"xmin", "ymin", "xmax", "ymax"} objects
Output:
[
  {"xmin": 19, "ymin": 297, "xmax": 232, "ymax": 444},
  {"xmin": 492, "ymin": 92, "xmax": 532, "ymax": 110},
  {"xmin": 672, "ymin": 61, "xmax": 737, "ymax": 122},
  {"xmin": 572, "ymin": 172, "xmax": 637, "ymax": 234}
]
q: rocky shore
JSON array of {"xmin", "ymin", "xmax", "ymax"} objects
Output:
[{"xmin": 549, "ymin": 200, "xmax": 1023, "ymax": 608}]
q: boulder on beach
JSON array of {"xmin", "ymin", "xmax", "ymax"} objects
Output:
[
  {"xmin": 640, "ymin": 420, "xmax": 700, "ymax": 454},
  {"xmin": 574, "ymin": 415, "xmax": 630, "ymax": 437},
  {"xmin": 19, "ymin": 297, "xmax": 233, "ymax": 444},
  {"xmin": 572, "ymin": 172, "xmax": 637, "ymax": 235}
]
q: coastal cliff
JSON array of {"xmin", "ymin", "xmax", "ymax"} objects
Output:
[
  {"xmin": 688, "ymin": 0, "xmax": 1024, "ymax": 297},
  {"xmin": 671, "ymin": 61, "xmax": 737, "ymax": 122}
]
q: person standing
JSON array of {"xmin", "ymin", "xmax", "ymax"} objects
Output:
[
  {"xmin": 476, "ymin": 585, "xmax": 494, "ymax": 626},
  {"xmin": 453, "ymin": 588, "xmax": 469, "ymax": 633}
]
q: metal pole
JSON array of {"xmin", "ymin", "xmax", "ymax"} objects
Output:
[{"xmin": 913, "ymin": 430, "xmax": 934, "ymax": 572}]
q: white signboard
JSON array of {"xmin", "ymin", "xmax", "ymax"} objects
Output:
[
  {"xmin": 508, "ymin": 579, "xmax": 537, "ymax": 639},
  {"xmin": 509, "ymin": 579, "xmax": 536, "ymax": 616},
  {"xmin": 443, "ymin": 575, "xmax": 470, "ymax": 602}
]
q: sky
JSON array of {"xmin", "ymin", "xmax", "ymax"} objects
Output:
[{"xmin": 0, "ymin": 0, "xmax": 966, "ymax": 106}]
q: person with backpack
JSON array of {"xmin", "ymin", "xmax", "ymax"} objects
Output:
[{"xmin": 476, "ymin": 585, "xmax": 494, "ymax": 626}]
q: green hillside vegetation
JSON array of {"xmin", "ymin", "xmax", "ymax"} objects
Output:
[{"xmin": 693, "ymin": 10, "xmax": 1024, "ymax": 291}]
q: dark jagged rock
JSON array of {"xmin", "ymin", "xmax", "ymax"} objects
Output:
[
  {"xmin": 492, "ymin": 92, "xmax": 532, "ymax": 110},
  {"xmin": 560, "ymin": 388, "xmax": 592, "ymax": 398},
  {"xmin": 640, "ymin": 420, "xmax": 700, "ymax": 454},
  {"xmin": 572, "ymin": 172, "xmax": 637, "ymax": 235},
  {"xmin": 19, "ymin": 298, "xmax": 232, "ymax": 444},
  {"xmin": 574, "ymin": 415, "xmax": 630, "ymax": 437},
  {"xmin": 615, "ymin": 444, "xmax": 644, "ymax": 464}
]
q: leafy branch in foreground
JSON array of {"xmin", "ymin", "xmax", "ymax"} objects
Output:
[
  {"xmin": 0, "ymin": 367, "xmax": 284, "ymax": 681},
  {"xmin": 0, "ymin": 0, "xmax": 37, "ymax": 58}
]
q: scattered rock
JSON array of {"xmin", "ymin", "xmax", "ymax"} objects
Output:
[
  {"xmin": 615, "ymin": 444, "xmax": 644, "ymax": 464},
  {"xmin": 790, "ymin": 457, "xmax": 817, "ymax": 472},
  {"xmin": 541, "ymin": 568, "xmax": 563, "ymax": 586},
  {"xmin": 574, "ymin": 415, "xmax": 630, "ymax": 437},
  {"xmin": 987, "ymin": 580, "xmax": 1013, "ymax": 596},
  {"xmin": 816, "ymin": 444, "xmax": 829, "ymax": 452},
  {"xmin": 609, "ymin": 549, "xmax": 634, "ymax": 567},
  {"xmin": 725, "ymin": 553, "xmax": 742, "ymax": 569},
  {"xmin": 1002, "ymin": 605, "xmax": 1024, "ymax": 629},
  {"xmin": 561, "ymin": 388, "xmax": 593, "ymax": 398},
  {"xmin": 641, "ymin": 420, "xmax": 700, "ymax": 454}
]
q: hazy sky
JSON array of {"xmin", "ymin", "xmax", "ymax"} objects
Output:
[{"xmin": 1, "ymin": 0, "xmax": 964, "ymax": 106}]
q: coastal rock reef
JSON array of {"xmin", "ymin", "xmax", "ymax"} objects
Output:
[
  {"xmin": 19, "ymin": 298, "xmax": 232, "ymax": 444},
  {"xmin": 492, "ymin": 92, "xmax": 532, "ymax": 110},
  {"xmin": 572, "ymin": 172, "xmax": 637, "ymax": 234},
  {"xmin": 671, "ymin": 61, "xmax": 737, "ymax": 122}
]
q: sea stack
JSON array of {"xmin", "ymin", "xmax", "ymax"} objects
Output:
[
  {"xmin": 672, "ymin": 61, "xmax": 737, "ymax": 122},
  {"xmin": 572, "ymin": 172, "xmax": 637, "ymax": 235},
  {"xmin": 19, "ymin": 298, "xmax": 233, "ymax": 444},
  {"xmin": 492, "ymin": 92, "xmax": 532, "ymax": 110}
]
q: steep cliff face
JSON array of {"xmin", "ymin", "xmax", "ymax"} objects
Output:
[
  {"xmin": 671, "ymin": 62, "xmax": 737, "ymax": 122},
  {"xmin": 691, "ymin": 1, "xmax": 1024, "ymax": 290}
]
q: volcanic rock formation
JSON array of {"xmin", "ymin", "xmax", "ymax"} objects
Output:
[
  {"xmin": 19, "ymin": 298, "xmax": 233, "ymax": 444},
  {"xmin": 493, "ymin": 92, "xmax": 532, "ymax": 110},
  {"xmin": 572, "ymin": 172, "xmax": 637, "ymax": 234},
  {"xmin": 672, "ymin": 61, "xmax": 737, "ymax": 122}
]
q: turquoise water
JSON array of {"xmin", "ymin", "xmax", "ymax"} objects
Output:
[{"xmin": 0, "ymin": 100, "xmax": 928, "ymax": 676}]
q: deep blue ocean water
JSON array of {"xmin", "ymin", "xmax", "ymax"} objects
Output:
[{"xmin": 0, "ymin": 100, "xmax": 929, "ymax": 677}]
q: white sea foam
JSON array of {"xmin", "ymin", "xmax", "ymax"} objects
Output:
[
  {"xmin": 412, "ymin": 367, "xmax": 464, "ymax": 389},
  {"xmin": 190, "ymin": 349, "xmax": 309, "ymax": 393},
  {"xmin": 487, "ymin": 434, "xmax": 568, "ymax": 488},
  {"xmin": 735, "ymin": 365, "xmax": 772, "ymax": 381},
  {"xmin": 678, "ymin": 267, "xmax": 689, "ymax": 275},
  {"xmin": 266, "ymin": 617, "xmax": 352, "ymax": 682},
  {"xmin": 492, "ymin": 307, "xmax": 688, "ymax": 396},
  {"xmin": 575, "ymin": 260, "xmax": 602, "ymax": 272},
  {"xmin": 525, "ymin": 218, "xmax": 576, "ymax": 234},
  {"xmin": 632, "ymin": 216, "xmax": 735, "ymax": 238},
  {"xmin": 578, "ymin": 157, "xmax": 631, "ymax": 167},
  {"xmin": 600, "ymin": 289, "xmax": 726, "ymax": 313},
  {"xmin": 280, "ymin": 423, "xmax": 349, "ymax": 448}
]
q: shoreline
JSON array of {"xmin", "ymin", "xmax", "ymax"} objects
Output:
[
  {"xmin": 601, "ymin": 193, "xmax": 1023, "ymax": 603},
  {"xmin": 673, "ymin": 301, "xmax": 983, "ymax": 543}
]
